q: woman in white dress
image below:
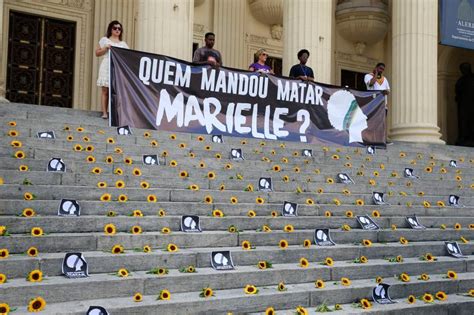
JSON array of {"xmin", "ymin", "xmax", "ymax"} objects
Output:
[{"xmin": 95, "ymin": 20, "xmax": 129, "ymax": 119}]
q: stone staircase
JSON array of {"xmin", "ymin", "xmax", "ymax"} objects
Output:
[{"xmin": 0, "ymin": 102, "xmax": 473, "ymax": 314}]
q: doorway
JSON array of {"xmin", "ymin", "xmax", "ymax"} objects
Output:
[
  {"xmin": 6, "ymin": 11, "xmax": 76, "ymax": 107},
  {"xmin": 341, "ymin": 69, "xmax": 367, "ymax": 90}
]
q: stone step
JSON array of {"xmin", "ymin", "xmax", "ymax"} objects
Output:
[
  {"xmin": 5, "ymin": 271, "xmax": 474, "ymax": 315},
  {"xmin": 254, "ymin": 293, "xmax": 474, "ymax": 315},
  {"xmin": 2, "ymin": 199, "xmax": 474, "ymax": 219},
  {"xmin": 1, "ymin": 221, "xmax": 473, "ymax": 255},
  {"xmin": 1, "ymin": 214, "xmax": 473, "ymax": 234}
]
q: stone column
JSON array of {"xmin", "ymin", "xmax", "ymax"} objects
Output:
[
  {"xmin": 213, "ymin": 0, "xmax": 246, "ymax": 69},
  {"xmin": 0, "ymin": 0, "xmax": 8, "ymax": 102},
  {"xmin": 283, "ymin": 0, "xmax": 334, "ymax": 83},
  {"xmin": 91, "ymin": 0, "xmax": 137, "ymax": 111},
  {"xmin": 390, "ymin": 0, "xmax": 443, "ymax": 143},
  {"xmin": 135, "ymin": 0, "xmax": 194, "ymax": 60}
]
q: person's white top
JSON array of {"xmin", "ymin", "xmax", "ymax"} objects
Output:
[{"xmin": 364, "ymin": 73, "xmax": 390, "ymax": 91}]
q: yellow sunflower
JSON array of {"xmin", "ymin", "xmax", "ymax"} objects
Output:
[
  {"xmin": 230, "ymin": 196, "xmax": 238, "ymax": 204},
  {"xmin": 422, "ymin": 293, "xmax": 434, "ymax": 303},
  {"xmin": 19, "ymin": 164, "xmax": 29, "ymax": 171},
  {"xmin": 345, "ymin": 210, "xmax": 354, "ymax": 218},
  {"xmin": 355, "ymin": 199, "xmax": 364, "ymax": 206},
  {"xmin": 325, "ymin": 257, "xmax": 334, "ymax": 266},
  {"xmin": 303, "ymin": 239, "xmax": 311, "ymax": 248},
  {"xmin": 161, "ymin": 227, "xmax": 171, "ymax": 234},
  {"xmin": 247, "ymin": 210, "xmax": 256, "ymax": 217},
  {"xmin": 436, "ymin": 291, "xmax": 447, "ymax": 301},
  {"xmin": 399, "ymin": 237, "xmax": 408, "ymax": 245},
  {"xmin": 244, "ymin": 285, "xmax": 258, "ymax": 295},
  {"xmin": 279, "ymin": 239, "xmax": 289, "ymax": 249},
  {"xmin": 360, "ymin": 299, "xmax": 372, "ymax": 309},
  {"xmin": 212, "ymin": 209, "xmax": 224, "ymax": 217},
  {"xmin": 0, "ymin": 273, "xmax": 6, "ymax": 284},
  {"xmin": 133, "ymin": 292, "xmax": 143, "ymax": 302},
  {"xmin": 399, "ymin": 273, "xmax": 410, "ymax": 282},
  {"xmin": 407, "ymin": 295, "xmax": 416, "ymax": 304},
  {"xmin": 118, "ymin": 268, "xmax": 129, "ymax": 277},
  {"xmin": 27, "ymin": 246, "xmax": 39, "ymax": 257},
  {"xmin": 131, "ymin": 225, "xmax": 142, "ymax": 234},
  {"xmin": 140, "ymin": 181, "xmax": 150, "ymax": 189},
  {"xmin": 118, "ymin": 194, "xmax": 128, "ymax": 202},
  {"xmin": 104, "ymin": 224, "xmax": 116, "ymax": 235},
  {"xmin": 207, "ymin": 171, "xmax": 216, "ymax": 179},
  {"xmin": 111, "ymin": 244, "xmax": 125, "ymax": 254},
  {"xmin": 284, "ymin": 224, "xmax": 294, "ymax": 233},
  {"xmin": 0, "ymin": 248, "xmax": 9, "ymax": 259},
  {"xmin": 147, "ymin": 194, "xmax": 157, "ymax": 203},
  {"xmin": 115, "ymin": 180, "xmax": 125, "ymax": 189},
  {"xmin": 158, "ymin": 289, "xmax": 171, "ymax": 300},
  {"xmin": 242, "ymin": 240, "xmax": 252, "ymax": 250},
  {"xmin": 167, "ymin": 243, "xmax": 178, "ymax": 252},
  {"xmin": 315, "ymin": 279, "xmax": 325, "ymax": 288},
  {"xmin": 299, "ymin": 257, "xmax": 309, "ymax": 268},
  {"xmin": 362, "ymin": 239, "xmax": 372, "ymax": 246},
  {"xmin": 341, "ymin": 277, "xmax": 351, "ymax": 286},
  {"xmin": 324, "ymin": 211, "xmax": 332, "ymax": 217},
  {"xmin": 22, "ymin": 208, "xmax": 35, "ymax": 217},
  {"xmin": 31, "ymin": 227, "xmax": 43, "ymax": 237},
  {"xmin": 447, "ymin": 270, "xmax": 457, "ymax": 279},
  {"xmin": 179, "ymin": 170, "xmax": 188, "ymax": 178},
  {"xmin": 27, "ymin": 297, "xmax": 46, "ymax": 312}
]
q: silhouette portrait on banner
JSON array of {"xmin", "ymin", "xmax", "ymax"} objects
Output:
[{"xmin": 327, "ymin": 90, "xmax": 368, "ymax": 143}]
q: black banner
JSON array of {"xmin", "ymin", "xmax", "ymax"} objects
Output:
[{"xmin": 110, "ymin": 47, "xmax": 386, "ymax": 146}]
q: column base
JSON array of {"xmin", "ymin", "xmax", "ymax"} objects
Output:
[{"xmin": 390, "ymin": 123, "xmax": 445, "ymax": 144}]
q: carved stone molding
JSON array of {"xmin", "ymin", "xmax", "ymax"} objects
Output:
[
  {"xmin": 194, "ymin": 0, "xmax": 205, "ymax": 6},
  {"xmin": 248, "ymin": 0, "xmax": 282, "ymax": 25},
  {"xmin": 193, "ymin": 23, "xmax": 205, "ymax": 34},
  {"xmin": 335, "ymin": 0, "xmax": 389, "ymax": 54}
]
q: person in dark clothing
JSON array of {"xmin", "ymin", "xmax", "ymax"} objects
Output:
[
  {"xmin": 289, "ymin": 49, "xmax": 314, "ymax": 81},
  {"xmin": 192, "ymin": 32, "xmax": 223, "ymax": 67}
]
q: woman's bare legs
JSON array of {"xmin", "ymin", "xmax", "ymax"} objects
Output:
[{"xmin": 101, "ymin": 86, "xmax": 109, "ymax": 118}]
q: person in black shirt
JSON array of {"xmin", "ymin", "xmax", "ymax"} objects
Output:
[{"xmin": 289, "ymin": 49, "xmax": 314, "ymax": 81}]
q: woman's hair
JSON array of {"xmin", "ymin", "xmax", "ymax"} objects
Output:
[{"xmin": 106, "ymin": 20, "xmax": 123, "ymax": 41}]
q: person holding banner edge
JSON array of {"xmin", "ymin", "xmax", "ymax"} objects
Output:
[
  {"xmin": 289, "ymin": 49, "xmax": 315, "ymax": 82},
  {"xmin": 96, "ymin": 20, "xmax": 129, "ymax": 119},
  {"xmin": 193, "ymin": 32, "xmax": 223, "ymax": 67}
]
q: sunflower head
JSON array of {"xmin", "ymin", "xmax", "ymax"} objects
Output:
[
  {"xmin": 363, "ymin": 239, "xmax": 372, "ymax": 247},
  {"xmin": 242, "ymin": 240, "xmax": 252, "ymax": 250},
  {"xmin": 303, "ymin": 239, "xmax": 311, "ymax": 248},
  {"xmin": 407, "ymin": 295, "xmax": 416, "ymax": 304},
  {"xmin": 284, "ymin": 224, "xmax": 294, "ymax": 233},
  {"xmin": 315, "ymin": 279, "xmax": 325, "ymax": 288},
  {"xmin": 28, "ymin": 269, "xmax": 43, "ymax": 282},
  {"xmin": 28, "ymin": 296, "xmax": 46, "ymax": 312},
  {"xmin": 447, "ymin": 270, "xmax": 457, "ymax": 279},
  {"xmin": 341, "ymin": 277, "xmax": 351, "ymax": 286},
  {"xmin": 118, "ymin": 268, "xmax": 129, "ymax": 277},
  {"xmin": 325, "ymin": 257, "xmax": 334, "ymax": 266},
  {"xmin": 399, "ymin": 273, "xmax": 410, "ymax": 282},
  {"xmin": 299, "ymin": 257, "xmax": 309, "ymax": 268},
  {"xmin": 167, "ymin": 243, "xmax": 178, "ymax": 252},
  {"xmin": 244, "ymin": 285, "xmax": 258, "ymax": 295},
  {"xmin": 158, "ymin": 289, "xmax": 171, "ymax": 300},
  {"xmin": 324, "ymin": 211, "xmax": 332, "ymax": 217},
  {"xmin": 27, "ymin": 246, "xmax": 39, "ymax": 257},
  {"xmin": 279, "ymin": 239, "xmax": 288, "ymax": 249},
  {"xmin": 212, "ymin": 209, "xmax": 224, "ymax": 217},
  {"xmin": 277, "ymin": 282, "xmax": 286, "ymax": 291},
  {"xmin": 133, "ymin": 293, "xmax": 143, "ymax": 302},
  {"xmin": 131, "ymin": 225, "xmax": 142, "ymax": 234},
  {"xmin": 376, "ymin": 276, "xmax": 383, "ymax": 284},
  {"xmin": 104, "ymin": 223, "xmax": 116, "ymax": 235},
  {"xmin": 360, "ymin": 299, "xmax": 371, "ymax": 309},
  {"xmin": 31, "ymin": 227, "xmax": 44, "ymax": 237},
  {"xmin": 422, "ymin": 293, "xmax": 434, "ymax": 303},
  {"xmin": 111, "ymin": 244, "xmax": 124, "ymax": 254}
]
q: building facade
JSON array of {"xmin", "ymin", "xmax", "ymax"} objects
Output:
[{"xmin": 0, "ymin": 0, "xmax": 473, "ymax": 144}]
